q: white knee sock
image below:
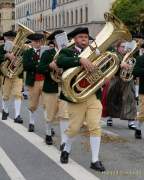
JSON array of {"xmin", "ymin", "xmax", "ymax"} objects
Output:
[
  {"xmin": 46, "ymin": 122, "xmax": 52, "ymax": 136},
  {"xmin": 135, "ymin": 85, "xmax": 139, "ymax": 97},
  {"xmin": 14, "ymin": 99, "xmax": 21, "ymax": 118},
  {"xmin": 136, "ymin": 120, "xmax": 143, "ymax": 130},
  {"xmin": 60, "ymin": 119, "xmax": 69, "ymax": 144},
  {"xmin": 90, "ymin": 136, "xmax": 101, "ymax": 163},
  {"xmin": 64, "ymin": 136, "xmax": 75, "ymax": 153},
  {"xmin": 29, "ymin": 110, "xmax": 36, "ymax": 125},
  {"xmin": 1, "ymin": 99, "xmax": 5, "ymax": 110},
  {"xmin": 3, "ymin": 100, "xmax": 9, "ymax": 113}
]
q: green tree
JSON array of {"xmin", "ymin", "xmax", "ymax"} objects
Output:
[{"xmin": 111, "ymin": 0, "xmax": 144, "ymax": 35}]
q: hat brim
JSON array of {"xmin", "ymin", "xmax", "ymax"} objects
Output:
[
  {"xmin": 27, "ymin": 33, "xmax": 44, "ymax": 40},
  {"xmin": 47, "ymin": 30, "xmax": 64, "ymax": 40}
]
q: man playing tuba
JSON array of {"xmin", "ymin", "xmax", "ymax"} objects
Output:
[{"xmin": 56, "ymin": 27, "xmax": 105, "ymax": 172}]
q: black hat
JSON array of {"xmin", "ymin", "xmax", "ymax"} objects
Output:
[
  {"xmin": 47, "ymin": 30, "xmax": 64, "ymax": 40},
  {"xmin": 25, "ymin": 40, "xmax": 31, "ymax": 44},
  {"xmin": 141, "ymin": 43, "xmax": 144, "ymax": 48},
  {"xmin": 67, "ymin": 27, "xmax": 89, "ymax": 39},
  {"xmin": 3, "ymin": 31, "xmax": 16, "ymax": 37},
  {"xmin": 0, "ymin": 36, "xmax": 4, "ymax": 40},
  {"xmin": 27, "ymin": 33, "xmax": 44, "ymax": 41},
  {"xmin": 48, "ymin": 40, "xmax": 55, "ymax": 46}
]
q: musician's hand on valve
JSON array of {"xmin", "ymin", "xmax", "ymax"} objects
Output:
[
  {"xmin": 49, "ymin": 61, "xmax": 59, "ymax": 71},
  {"xmin": 5, "ymin": 52, "xmax": 16, "ymax": 61},
  {"xmin": 80, "ymin": 58, "xmax": 95, "ymax": 72},
  {"xmin": 120, "ymin": 62, "xmax": 130, "ymax": 70}
]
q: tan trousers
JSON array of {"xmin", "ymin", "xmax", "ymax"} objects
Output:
[
  {"xmin": 28, "ymin": 81, "xmax": 44, "ymax": 112},
  {"xmin": 137, "ymin": 94, "xmax": 144, "ymax": 122},
  {"xmin": 2, "ymin": 76, "xmax": 23, "ymax": 100},
  {"xmin": 66, "ymin": 94, "xmax": 102, "ymax": 137},
  {"xmin": 42, "ymin": 92, "xmax": 69, "ymax": 122}
]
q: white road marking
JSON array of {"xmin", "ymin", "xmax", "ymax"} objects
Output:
[
  {"xmin": 0, "ymin": 146, "xmax": 26, "ymax": 180},
  {"xmin": 103, "ymin": 129, "xmax": 119, "ymax": 136},
  {"xmin": 0, "ymin": 114, "xmax": 100, "ymax": 180}
]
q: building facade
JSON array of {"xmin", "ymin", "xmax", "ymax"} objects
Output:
[
  {"xmin": 15, "ymin": 0, "xmax": 115, "ymax": 36},
  {"xmin": 0, "ymin": 0, "xmax": 15, "ymax": 34}
]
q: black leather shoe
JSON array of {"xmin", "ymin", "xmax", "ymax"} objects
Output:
[
  {"xmin": 128, "ymin": 121, "xmax": 136, "ymax": 130},
  {"xmin": 28, "ymin": 124, "xmax": 35, "ymax": 132},
  {"xmin": 45, "ymin": 135, "xmax": 53, "ymax": 145},
  {"xmin": 51, "ymin": 128, "xmax": 55, "ymax": 137},
  {"xmin": 135, "ymin": 129, "xmax": 142, "ymax": 139},
  {"xmin": 23, "ymin": 94, "xmax": 28, "ymax": 100},
  {"xmin": 60, "ymin": 143, "xmax": 65, "ymax": 151},
  {"xmin": 14, "ymin": 115, "xmax": 23, "ymax": 124},
  {"xmin": 2, "ymin": 110, "xmax": 9, "ymax": 120},
  {"xmin": 90, "ymin": 161, "xmax": 105, "ymax": 172},
  {"xmin": 107, "ymin": 119, "xmax": 113, "ymax": 126},
  {"xmin": 128, "ymin": 123, "xmax": 136, "ymax": 130},
  {"xmin": 60, "ymin": 151, "xmax": 69, "ymax": 164}
]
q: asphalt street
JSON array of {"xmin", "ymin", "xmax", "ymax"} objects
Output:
[{"xmin": 0, "ymin": 98, "xmax": 144, "ymax": 180}]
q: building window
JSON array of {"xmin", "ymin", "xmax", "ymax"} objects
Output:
[
  {"xmin": 59, "ymin": 13, "xmax": 61, "ymax": 27},
  {"xmin": 80, "ymin": 8, "xmax": 83, "ymax": 23},
  {"xmin": 66, "ymin": 11, "xmax": 69, "ymax": 26},
  {"xmin": 12, "ymin": 11, "xmax": 15, "ymax": 20},
  {"xmin": 55, "ymin": 14, "xmax": 57, "ymax": 27},
  {"xmin": 48, "ymin": 16, "xmax": 51, "ymax": 28},
  {"xmin": 12, "ymin": 3, "xmax": 15, "ymax": 8},
  {"xmin": 48, "ymin": 0, "xmax": 51, "ymax": 8},
  {"xmin": 52, "ymin": 16, "xmax": 54, "ymax": 28},
  {"xmin": 85, "ymin": 7, "xmax": 88, "ymax": 22},
  {"xmin": 63, "ymin": 11, "xmax": 65, "ymax": 26},
  {"xmin": 75, "ymin": 9, "xmax": 78, "ymax": 24},
  {"xmin": 71, "ymin": 10, "xmax": 73, "ymax": 25}
]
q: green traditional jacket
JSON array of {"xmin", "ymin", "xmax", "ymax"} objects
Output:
[
  {"xmin": 57, "ymin": 47, "xmax": 102, "ymax": 102},
  {"xmin": 23, "ymin": 48, "xmax": 40, "ymax": 86},
  {"xmin": 0, "ymin": 44, "xmax": 5, "ymax": 65},
  {"xmin": 38, "ymin": 48, "xmax": 58, "ymax": 93},
  {"xmin": 0, "ymin": 44, "xmax": 23, "ymax": 78},
  {"xmin": 133, "ymin": 55, "xmax": 144, "ymax": 94}
]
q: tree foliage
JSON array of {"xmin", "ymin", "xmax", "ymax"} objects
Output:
[{"xmin": 111, "ymin": 0, "xmax": 144, "ymax": 35}]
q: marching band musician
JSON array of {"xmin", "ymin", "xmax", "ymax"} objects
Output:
[
  {"xmin": 0, "ymin": 31, "xmax": 23, "ymax": 123},
  {"xmin": 0, "ymin": 36, "xmax": 4, "ymax": 99},
  {"xmin": 56, "ymin": 27, "xmax": 106, "ymax": 172},
  {"xmin": 106, "ymin": 41, "xmax": 137, "ymax": 129},
  {"xmin": 133, "ymin": 43, "xmax": 144, "ymax": 139},
  {"xmin": 22, "ymin": 33, "xmax": 45, "ymax": 132},
  {"xmin": 38, "ymin": 30, "xmax": 69, "ymax": 148}
]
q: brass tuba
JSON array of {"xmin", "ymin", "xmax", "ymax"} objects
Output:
[
  {"xmin": 43, "ymin": 30, "xmax": 51, "ymax": 45},
  {"xmin": 1, "ymin": 23, "xmax": 34, "ymax": 78},
  {"xmin": 61, "ymin": 12, "xmax": 132, "ymax": 103},
  {"xmin": 120, "ymin": 41, "xmax": 140, "ymax": 81}
]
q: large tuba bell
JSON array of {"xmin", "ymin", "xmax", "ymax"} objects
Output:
[
  {"xmin": 1, "ymin": 23, "xmax": 34, "ymax": 78},
  {"xmin": 61, "ymin": 12, "xmax": 132, "ymax": 103}
]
